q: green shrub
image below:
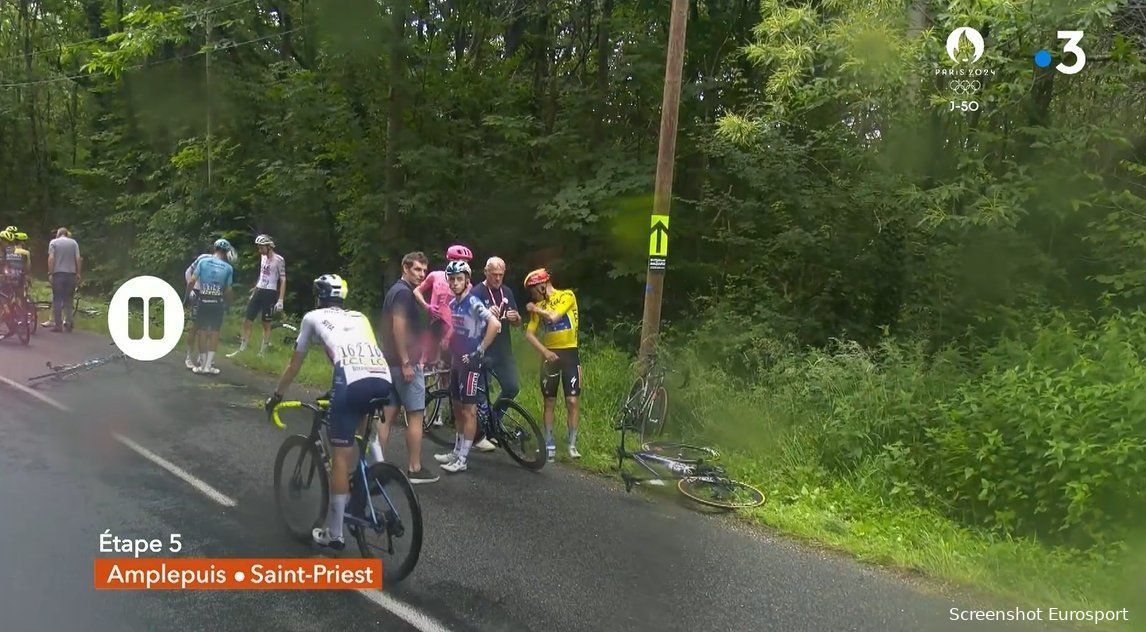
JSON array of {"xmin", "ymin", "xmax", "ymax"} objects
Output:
[{"xmin": 922, "ymin": 312, "xmax": 1146, "ymax": 546}]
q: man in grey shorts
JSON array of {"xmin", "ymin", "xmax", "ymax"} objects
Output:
[{"xmin": 376, "ymin": 251, "xmax": 439, "ymax": 484}]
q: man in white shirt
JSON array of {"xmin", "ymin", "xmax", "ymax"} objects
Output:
[{"xmin": 230, "ymin": 234, "xmax": 286, "ymax": 357}]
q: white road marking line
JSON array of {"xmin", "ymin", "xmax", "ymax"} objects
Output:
[
  {"xmin": 0, "ymin": 374, "xmax": 73, "ymax": 412},
  {"xmin": 7, "ymin": 370, "xmax": 443, "ymax": 631},
  {"xmin": 112, "ymin": 433, "xmax": 238, "ymax": 507},
  {"xmin": 356, "ymin": 589, "xmax": 452, "ymax": 632}
]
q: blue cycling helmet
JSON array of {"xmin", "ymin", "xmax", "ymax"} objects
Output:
[{"xmin": 213, "ymin": 238, "xmax": 237, "ymax": 263}]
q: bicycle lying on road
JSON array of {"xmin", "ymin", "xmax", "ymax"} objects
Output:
[
  {"xmin": 423, "ymin": 357, "xmax": 546, "ymax": 471},
  {"xmin": 615, "ymin": 415, "xmax": 765, "ymax": 510},
  {"xmin": 269, "ymin": 394, "xmax": 423, "ymax": 583},
  {"xmin": 27, "ymin": 343, "xmax": 131, "ymax": 384}
]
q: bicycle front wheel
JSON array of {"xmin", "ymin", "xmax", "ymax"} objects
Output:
[
  {"xmin": 273, "ymin": 435, "xmax": 329, "ymax": 542},
  {"xmin": 678, "ymin": 477, "xmax": 765, "ymax": 509},
  {"xmin": 352, "ymin": 462, "xmax": 423, "ymax": 583},
  {"xmin": 640, "ymin": 385, "xmax": 668, "ymax": 442},
  {"xmin": 641, "ymin": 441, "xmax": 718, "ymax": 464},
  {"xmin": 422, "ymin": 388, "xmax": 455, "ymax": 447},
  {"xmin": 494, "ymin": 398, "xmax": 546, "ymax": 471}
]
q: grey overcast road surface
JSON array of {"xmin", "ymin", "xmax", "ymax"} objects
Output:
[{"xmin": 0, "ymin": 330, "xmax": 1064, "ymax": 632}]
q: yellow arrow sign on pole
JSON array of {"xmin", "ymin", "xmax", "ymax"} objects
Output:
[{"xmin": 649, "ymin": 214, "xmax": 670, "ymax": 257}]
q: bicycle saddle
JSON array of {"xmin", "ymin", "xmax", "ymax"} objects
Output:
[{"xmin": 369, "ymin": 396, "xmax": 390, "ymax": 410}]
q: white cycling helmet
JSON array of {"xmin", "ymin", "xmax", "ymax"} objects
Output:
[
  {"xmin": 255, "ymin": 234, "xmax": 274, "ymax": 247},
  {"xmin": 313, "ymin": 274, "xmax": 348, "ymax": 304},
  {"xmin": 445, "ymin": 260, "xmax": 471, "ymax": 277}
]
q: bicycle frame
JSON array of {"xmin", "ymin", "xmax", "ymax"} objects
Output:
[
  {"xmin": 285, "ymin": 399, "xmax": 404, "ymax": 535},
  {"xmin": 28, "ymin": 348, "xmax": 130, "ymax": 383}
]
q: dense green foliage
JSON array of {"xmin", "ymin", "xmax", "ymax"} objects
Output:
[{"xmin": 3, "ymin": 0, "xmax": 1144, "ymax": 555}]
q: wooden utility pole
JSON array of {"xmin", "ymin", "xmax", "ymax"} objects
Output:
[{"xmin": 637, "ymin": 0, "xmax": 689, "ymax": 372}]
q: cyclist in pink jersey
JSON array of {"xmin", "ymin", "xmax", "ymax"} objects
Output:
[{"xmin": 414, "ymin": 245, "xmax": 473, "ymax": 366}]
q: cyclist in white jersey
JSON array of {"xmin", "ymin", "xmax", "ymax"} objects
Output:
[
  {"xmin": 265, "ymin": 274, "xmax": 393, "ymax": 550},
  {"xmin": 231, "ymin": 233, "xmax": 286, "ymax": 357}
]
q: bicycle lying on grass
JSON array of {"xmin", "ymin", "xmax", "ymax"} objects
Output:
[
  {"xmin": 615, "ymin": 415, "xmax": 765, "ymax": 510},
  {"xmin": 27, "ymin": 343, "xmax": 131, "ymax": 384},
  {"xmin": 423, "ymin": 357, "xmax": 546, "ymax": 471},
  {"xmin": 269, "ymin": 394, "xmax": 423, "ymax": 583}
]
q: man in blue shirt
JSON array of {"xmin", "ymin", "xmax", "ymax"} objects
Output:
[
  {"xmin": 435, "ymin": 260, "xmax": 500, "ymax": 474},
  {"xmin": 186, "ymin": 239, "xmax": 235, "ymax": 375}
]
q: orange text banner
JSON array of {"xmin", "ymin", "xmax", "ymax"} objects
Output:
[{"xmin": 94, "ymin": 558, "xmax": 382, "ymax": 590}]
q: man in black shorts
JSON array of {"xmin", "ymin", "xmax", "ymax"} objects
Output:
[
  {"xmin": 230, "ymin": 234, "xmax": 286, "ymax": 357},
  {"xmin": 522, "ymin": 268, "xmax": 582, "ymax": 462}
]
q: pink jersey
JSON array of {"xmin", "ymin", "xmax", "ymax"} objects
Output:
[
  {"xmin": 417, "ymin": 271, "xmax": 453, "ymax": 325},
  {"xmin": 417, "ymin": 270, "xmax": 473, "ymax": 351}
]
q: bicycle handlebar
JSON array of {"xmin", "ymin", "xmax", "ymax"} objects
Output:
[{"xmin": 268, "ymin": 399, "xmax": 327, "ymax": 429}]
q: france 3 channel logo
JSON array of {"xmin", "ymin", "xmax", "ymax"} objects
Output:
[{"xmin": 938, "ymin": 27, "xmax": 1087, "ymax": 114}]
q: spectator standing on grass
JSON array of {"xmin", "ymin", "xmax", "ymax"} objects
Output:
[
  {"xmin": 47, "ymin": 227, "xmax": 82, "ymax": 333},
  {"xmin": 229, "ymin": 234, "xmax": 286, "ymax": 357}
]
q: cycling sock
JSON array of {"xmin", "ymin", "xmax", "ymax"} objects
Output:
[
  {"xmin": 259, "ymin": 340, "xmax": 268, "ymax": 354},
  {"xmin": 367, "ymin": 438, "xmax": 383, "ymax": 465},
  {"xmin": 198, "ymin": 353, "xmax": 207, "ymax": 367},
  {"xmin": 567, "ymin": 427, "xmax": 578, "ymax": 447},
  {"xmin": 453, "ymin": 433, "xmax": 462, "ymax": 454},
  {"xmin": 545, "ymin": 427, "xmax": 554, "ymax": 447},
  {"xmin": 328, "ymin": 493, "xmax": 349, "ymax": 540},
  {"xmin": 458, "ymin": 439, "xmax": 473, "ymax": 460},
  {"xmin": 205, "ymin": 351, "xmax": 215, "ymax": 368}
]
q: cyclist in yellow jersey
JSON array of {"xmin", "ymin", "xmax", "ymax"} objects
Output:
[
  {"xmin": 523, "ymin": 268, "xmax": 582, "ymax": 462},
  {"xmin": 0, "ymin": 229, "xmax": 31, "ymax": 300}
]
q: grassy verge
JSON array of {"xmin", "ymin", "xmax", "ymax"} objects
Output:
[{"xmin": 44, "ymin": 281, "xmax": 1135, "ymax": 627}]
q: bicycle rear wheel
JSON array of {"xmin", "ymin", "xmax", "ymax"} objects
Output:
[
  {"xmin": 273, "ymin": 435, "xmax": 329, "ymax": 542},
  {"xmin": 13, "ymin": 311, "xmax": 30, "ymax": 345},
  {"xmin": 351, "ymin": 462, "xmax": 423, "ymax": 583},
  {"xmin": 677, "ymin": 477, "xmax": 765, "ymax": 509},
  {"xmin": 24, "ymin": 298, "xmax": 37, "ymax": 336},
  {"xmin": 422, "ymin": 388, "xmax": 455, "ymax": 447},
  {"xmin": 494, "ymin": 398, "xmax": 546, "ymax": 471},
  {"xmin": 640, "ymin": 442, "xmax": 718, "ymax": 464}
]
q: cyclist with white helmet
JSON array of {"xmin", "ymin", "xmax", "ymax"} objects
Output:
[
  {"xmin": 185, "ymin": 239, "xmax": 235, "ymax": 375},
  {"xmin": 230, "ymin": 234, "xmax": 286, "ymax": 357},
  {"xmin": 433, "ymin": 260, "xmax": 500, "ymax": 473},
  {"xmin": 265, "ymin": 274, "xmax": 393, "ymax": 549},
  {"xmin": 183, "ymin": 239, "xmax": 236, "ymax": 370}
]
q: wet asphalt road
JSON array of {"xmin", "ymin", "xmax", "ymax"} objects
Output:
[{"xmin": 0, "ymin": 329, "xmax": 1067, "ymax": 632}]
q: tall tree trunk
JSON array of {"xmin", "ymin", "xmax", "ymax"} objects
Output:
[
  {"xmin": 384, "ymin": 0, "xmax": 410, "ymax": 284},
  {"xmin": 505, "ymin": 0, "xmax": 528, "ymax": 58},
  {"xmin": 594, "ymin": 0, "xmax": 613, "ymax": 143}
]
